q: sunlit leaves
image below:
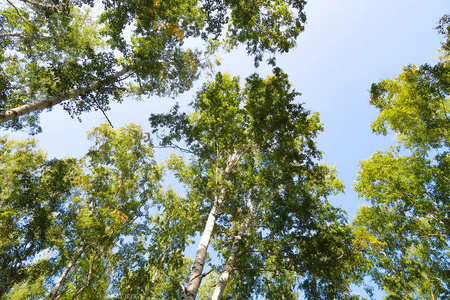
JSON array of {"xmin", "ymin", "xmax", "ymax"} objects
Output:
[
  {"xmin": 0, "ymin": 123, "xmax": 187, "ymax": 298},
  {"xmin": 1, "ymin": 0, "xmax": 308, "ymax": 133},
  {"xmin": 151, "ymin": 70, "xmax": 359, "ymax": 299},
  {"xmin": 354, "ymin": 15, "xmax": 450, "ymax": 298}
]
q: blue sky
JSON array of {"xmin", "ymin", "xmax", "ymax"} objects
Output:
[{"xmin": 3, "ymin": 0, "xmax": 449, "ymax": 297}]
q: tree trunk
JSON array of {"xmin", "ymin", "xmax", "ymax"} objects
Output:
[
  {"xmin": 212, "ymin": 190, "xmax": 254, "ymax": 300},
  {"xmin": 182, "ymin": 151, "xmax": 241, "ymax": 300},
  {"xmin": 48, "ymin": 242, "xmax": 87, "ymax": 300},
  {"xmin": 0, "ymin": 68, "xmax": 129, "ymax": 125}
]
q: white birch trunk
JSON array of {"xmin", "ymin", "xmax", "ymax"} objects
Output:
[
  {"xmin": 182, "ymin": 151, "xmax": 241, "ymax": 300},
  {"xmin": 48, "ymin": 242, "xmax": 87, "ymax": 300},
  {"xmin": 0, "ymin": 68, "xmax": 129, "ymax": 125},
  {"xmin": 211, "ymin": 190, "xmax": 254, "ymax": 300}
]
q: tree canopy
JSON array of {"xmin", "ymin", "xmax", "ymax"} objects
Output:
[
  {"xmin": 0, "ymin": 123, "xmax": 196, "ymax": 299},
  {"xmin": 150, "ymin": 69, "xmax": 362, "ymax": 299},
  {"xmin": 1, "ymin": 1, "xmax": 449, "ymax": 299},
  {"xmin": 353, "ymin": 15, "xmax": 450, "ymax": 299},
  {"xmin": 0, "ymin": 0, "xmax": 306, "ymax": 133}
]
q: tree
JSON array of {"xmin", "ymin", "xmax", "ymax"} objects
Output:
[
  {"xmin": 0, "ymin": 0, "xmax": 307, "ymax": 133},
  {"xmin": 0, "ymin": 135, "xmax": 77, "ymax": 297},
  {"xmin": 353, "ymin": 15, "xmax": 450, "ymax": 299},
  {"xmin": 0, "ymin": 123, "xmax": 194, "ymax": 299},
  {"xmin": 150, "ymin": 69, "xmax": 362, "ymax": 299}
]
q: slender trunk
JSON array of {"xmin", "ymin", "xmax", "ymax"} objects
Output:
[
  {"xmin": 70, "ymin": 246, "xmax": 107, "ymax": 300},
  {"xmin": 0, "ymin": 68, "xmax": 129, "ymax": 125},
  {"xmin": 212, "ymin": 190, "xmax": 254, "ymax": 300},
  {"xmin": 69, "ymin": 262, "xmax": 93, "ymax": 300},
  {"xmin": 183, "ymin": 193, "xmax": 224, "ymax": 300},
  {"xmin": 49, "ymin": 241, "xmax": 87, "ymax": 300},
  {"xmin": 182, "ymin": 151, "xmax": 241, "ymax": 300}
]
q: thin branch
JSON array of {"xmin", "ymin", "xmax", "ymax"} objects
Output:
[
  {"xmin": 20, "ymin": 0, "xmax": 73, "ymax": 9},
  {"xmin": 70, "ymin": 260, "xmax": 94, "ymax": 299},
  {"xmin": 0, "ymin": 32, "xmax": 51, "ymax": 39},
  {"xmin": 6, "ymin": 0, "xmax": 34, "ymax": 29},
  {"xmin": 231, "ymin": 267, "xmax": 278, "ymax": 273},
  {"xmin": 202, "ymin": 267, "xmax": 214, "ymax": 278},
  {"xmin": 69, "ymin": 247, "xmax": 108, "ymax": 299},
  {"xmin": 93, "ymin": 98, "xmax": 114, "ymax": 128}
]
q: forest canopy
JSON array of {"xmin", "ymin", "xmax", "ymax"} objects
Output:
[
  {"xmin": 0, "ymin": 1, "xmax": 449, "ymax": 299},
  {"xmin": 0, "ymin": 0, "xmax": 306, "ymax": 133}
]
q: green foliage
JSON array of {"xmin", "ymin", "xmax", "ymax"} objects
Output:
[
  {"xmin": 354, "ymin": 15, "xmax": 450, "ymax": 299},
  {"xmin": 0, "ymin": 135, "xmax": 77, "ymax": 297},
  {"xmin": 0, "ymin": 123, "xmax": 196, "ymax": 299},
  {"xmin": 370, "ymin": 63, "xmax": 450, "ymax": 152},
  {"xmin": 151, "ymin": 69, "xmax": 361, "ymax": 299},
  {"xmin": 1, "ymin": 0, "xmax": 308, "ymax": 133}
]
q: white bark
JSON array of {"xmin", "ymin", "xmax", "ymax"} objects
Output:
[
  {"xmin": 182, "ymin": 150, "xmax": 242, "ymax": 300},
  {"xmin": 0, "ymin": 68, "xmax": 129, "ymax": 125},
  {"xmin": 48, "ymin": 242, "xmax": 87, "ymax": 300},
  {"xmin": 211, "ymin": 189, "xmax": 254, "ymax": 300}
]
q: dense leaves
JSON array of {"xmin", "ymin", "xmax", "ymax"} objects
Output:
[
  {"xmin": 0, "ymin": 123, "xmax": 193, "ymax": 299},
  {"xmin": 0, "ymin": 0, "xmax": 307, "ymax": 133},
  {"xmin": 151, "ymin": 69, "xmax": 361, "ymax": 299},
  {"xmin": 354, "ymin": 15, "xmax": 450, "ymax": 299},
  {"xmin": 0, "ymin": 136, "xmax": 77, "ymax": 297}
]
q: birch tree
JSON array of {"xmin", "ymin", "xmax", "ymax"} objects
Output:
[
  {"xmin": 150, "ymin": 69, "xmax": 362, "ymax": 299},
  {"xmin": 353, "ymin": 15, "xmax": 450, "ymax": 299},
  {"xmin": 0, "ymin": 123, "xmax": 192, "ymax": 298},
  {"xmin": 0, "ymin": 0, "xmax": 307, "ymax": 133}
]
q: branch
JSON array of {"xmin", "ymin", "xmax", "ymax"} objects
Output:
[
  {"xmin": 0, "ymin": 32, "xmax": 51, "ymax": 39},
  {"xmin": 70, "ymin": 260, "xmax": 93, "ymax": 299},
  {"xmin": 93, "ymin": 98, "xmax": 114, "ymax": 128},
  {"xmin": 20, "ymin": 0, "xmax": 73, "ymax": 9},
  {"xmin": 69, "ymin": 247, "xmax": 108, "ymax": 299},
  {"xmin": 179, "ymin": 282, "xmax": 187, "ymax": 295},
  {"xmin": 202, "ymin": 267, "xmax": 214, "ymax": 278},
  {"xmin": 6, "ymin": 0, "xmax": 34, "ymax": 29},
  {"xmin": 0, "ymin": 68, "xmax": 130, "ymax": 125},
  {"xmin": 231, "ymin": 267, "xmax": 278, "ymax": 273},
  {"xmin": 48, "ymin": 241, "xmax": 87, "ymax": 300}
]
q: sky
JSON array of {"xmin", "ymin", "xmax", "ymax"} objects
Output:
[{"xmin": 2, "ymin": 0, "xmax": 449, "ymax": 297}]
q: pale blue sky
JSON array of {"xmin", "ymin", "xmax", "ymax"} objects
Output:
[{"xmin": 3, "ymin": 0, "xmax": 448, "ymax": 297}]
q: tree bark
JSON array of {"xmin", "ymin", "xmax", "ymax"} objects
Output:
[
  {"xmin": 182, "ymin": 150, "xmax": 241, "ymax": 300},
  {"xmin": 211, "ymin": 189, "xmax": 254, "ymax": 300},
  {"xmin": 48, "ymin": 241, "xmax": 87, "ymax": 300},
  {"xmin": 0, "ymin": 68, "xmax": 129, "ymax": 125}
]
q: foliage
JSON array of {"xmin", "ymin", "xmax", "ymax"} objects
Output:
[
  {"xmin": 151, "ymin": 69, "xmax": 363, "ymax": 299},
  {"xmin": 353, "ymin": 15, "xmax": 450, "ymax": 299},
  {"xmin": 0, "ymin": 123, "xmax": 194, "ymax": 299},
  {"xmin": 0, "ymin": 0, "xmax": 307, "ymax": 133},
  {"xmin": 0, "ymin": 135, "xmax": 77, "ymax": 297}
]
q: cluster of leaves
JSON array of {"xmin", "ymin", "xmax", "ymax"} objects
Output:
[{"xmin": 353, "ymin": 15, "xmax": 450, "ymax": 299}]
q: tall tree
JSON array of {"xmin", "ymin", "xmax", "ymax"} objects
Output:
[
  {"xmin": 353, "ymin": 15, "xmax": 450, "ymax": 299},
  {"xmin": 0, "ymin": 0, "xmax": 307, "ymax": 133},
  {"xmin": 0, "ymin": 135, "xmax": 77, "ymax": 297},
  {"xmin": 150, "ymin": 69, "xmax": 362, "ymax": 300},
  {"xmin": 0, "ymin": 123, "xmax": 193, "ymax": 298}
]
